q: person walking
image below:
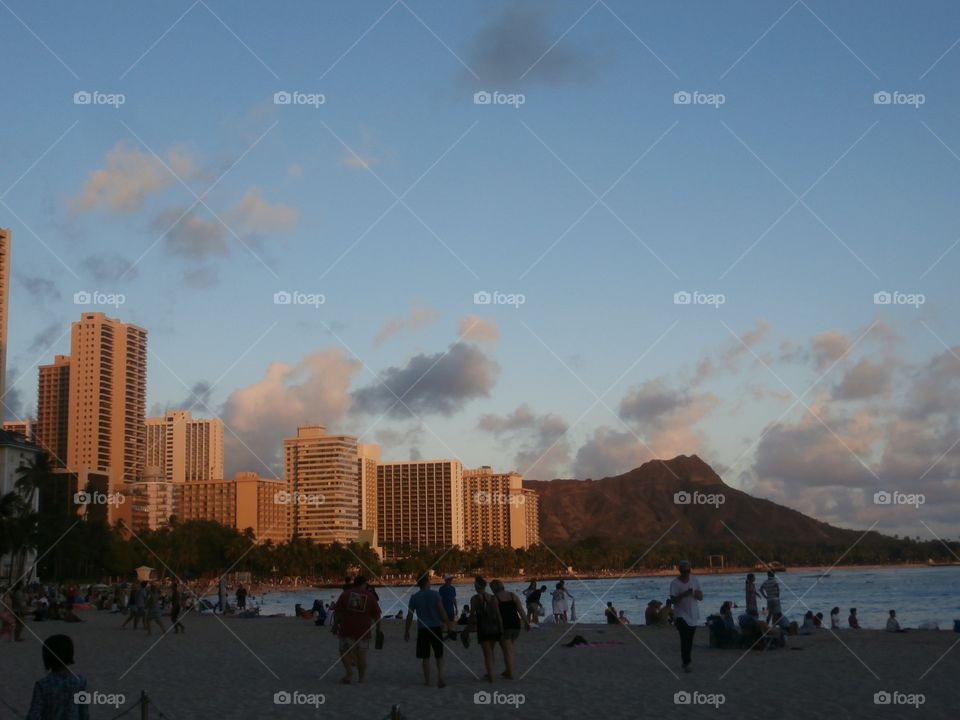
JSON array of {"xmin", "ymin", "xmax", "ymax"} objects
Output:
[
  {"xmin": 438, "ymin": 575, "xmax": 457, "ymax": 638},
  {"xmin": 143, "ymin": 584, "xmax": 165, "ymax": 635},
  {"xmin": 759, "ymin": 571, "xmax": 781, "ymax": 623},
  {"xmin": 333, "ymin": 577, "xmax": 382, "ymax": 684},
  {"xmin": 669, "ymin": 560, "xmax": 703, "ymax": 673},
  {"xmin": 469, "ymin": 577, "xmax": 502, "ymax": 682},
  {"xmin": 745, "ymin": 573, "xmax": 759, "ymax": 616},
  {"xmin": 490, "ymin": 579, "xmax": 528, "ymax": 680},
  {"xmin": 121, "ymin": 582, "xmax": 145, "ymax": 630},
  {"xmin": 404, "ymin": 574, "xmax": 450, "ymax": 688}
]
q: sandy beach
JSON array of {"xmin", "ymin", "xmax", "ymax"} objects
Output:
[{"xmin": 2, "ymin": 609, "xmax": 958, "ymax": 719}]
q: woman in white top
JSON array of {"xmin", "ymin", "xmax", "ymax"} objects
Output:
[
  {"xmin": 830, "ymin": 606, "xmax": 841, "ymax": 629},
  {"xmin": 551, "ymin": 581, "xmax": 573, "ymax": 623}
]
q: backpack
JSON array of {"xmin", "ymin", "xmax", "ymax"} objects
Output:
[{"xmin": 476, "ymin": 594, "xmax": 500, "ymax": 636}]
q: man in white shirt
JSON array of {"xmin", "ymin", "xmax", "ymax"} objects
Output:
[
  {"xmin": 669, "ymin": 560, "xmax": 703, "ymax": 672},
  {"xmin": 886, "ymin": 609, "xmax": 907, "ymax": 633}
]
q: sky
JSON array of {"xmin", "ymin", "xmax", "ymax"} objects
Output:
[{"xmin": 1, "ymin": 0, "xmax": 959, "ymax": 539}]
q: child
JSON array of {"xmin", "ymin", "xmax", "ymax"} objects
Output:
[{"xmin": 27, "ymin": 634, "xmax": 89, "ymax": 719}]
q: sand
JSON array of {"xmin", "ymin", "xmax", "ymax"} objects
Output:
[{"xmin": 1, "ymin": 609, "xmax": 958, "ymax": 719}]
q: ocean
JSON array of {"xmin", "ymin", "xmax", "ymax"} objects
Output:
[{"xmin": 217, "ymin": 566, "xmax": 960, "ymax": 630}]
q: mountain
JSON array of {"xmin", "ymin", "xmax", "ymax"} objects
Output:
[{"xmin": 525, "ymin": 455, "xmax": 880, "ymax": 547}]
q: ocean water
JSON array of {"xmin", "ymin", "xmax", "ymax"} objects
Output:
[{"xmin": 217, "ymin": 566, "xmax": 960, "ymax": 630}]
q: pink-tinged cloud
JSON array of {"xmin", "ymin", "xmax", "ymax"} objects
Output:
[{"xmin": 458, "ymin": 315, "xmax": 498, "ymax": 344}]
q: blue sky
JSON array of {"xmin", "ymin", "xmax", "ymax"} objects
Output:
[{"xmin": 2, "ymin": 0, "xmax": 960, "ymax": 536}]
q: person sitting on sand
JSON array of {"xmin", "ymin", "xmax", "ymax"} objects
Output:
[
  {"xmin": 710, "ymin": 601, "xmax": 740, "ymax": 648},
  {"xmin": 27, "ymin": 634, "xmax": 88, "ymax": 720},
  {"xmin": 830, "ymin": 606, "xmax": 841, "ymax": 629},
  {"xmin": 658, "ymin": 598, "xmax": 674, "ymax": 625},
  {"xmin": 813, "ymin": 612, "xmax": 824, "ymax": 628},
  {"xmin": 618, "ymin": 610, "xmax": 630, "ymax": 625},
  {"xmin": 604, "ymin": 602, "xmax": 619, "ymax": 624},
  {"xmin": 848, "ymin": 608, "xmax": 861, "ymax": 629},
  {"xmin": 645, "ymin": 600, "xmax": 662, "ymax": 625},
  {"xmin": 800, "ymin": 611, "xmax": 816, "ymax": 635},
  {"xmin": 886, "ymin": 610, "xmax": 907, "ymax": 633}
]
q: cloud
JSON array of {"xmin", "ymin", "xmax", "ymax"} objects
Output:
[
  {"xmin": 72, "ymin": 141, "xmax": 198, "ymax": 213},
  {"xmin": 374, "ymin": 305, "xmax": 440, "ymax": 348},
  {"xmin": 19, "ymin": 275, "xmax": 60, "ymax": 301},
  {"xmin": 28, "ymin": 321, "xmax": 65, "ymax": 354},
  {"xmin": 155, "ymin": 207, "xmax": 229, "ymax": 261},
  {"xmin": 352, "ymin": 343, "xmax": 499, "ymax": 418},
  {"xmin": 693, "ymin": 319, "xmax": 770, "ymax": 382},
  {"xmin": 229, "ymin": 189, "xmax": 298, "ymax": 234},
  {"xmin": 342, "ymin": 154, "xmax": 381, "ymax": 171},
  {"xmin": 465, "ymin": 4, "xmax": 594, "ymax": 87},
  {"xmin": 618, "ymin": 378, "xmax": 718, "ymax": 458},
  {"xmin": 458, "ymin": 315, "xmax": 498, "ymax": 344},
  {"xmin": 80, "ymin": 254, "xmax": 138, "ymax": 282},
  {"xmin": 2, "ymin": 371, "xmax": 25, "ymax": 421},
  {"xmin": 573, "ymin": 426, "xmax": 651, "ymax": 479},
  {"xmin": 811, "ymin": 330, "xmax": 852, "ymax": 370},
  {"xmin": 222, "ymin": 349, "xmax": 361, "ymax": 475},
  {"xmin": 833, "ymin": 359, "xmax": 890, "ymax": 400},
  {"xmin": 477, "ymin": 403, "xmax": 570, "ymax": 479}
]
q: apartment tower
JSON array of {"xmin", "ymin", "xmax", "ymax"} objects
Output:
[
  {"xmin": 463, "ymin": 466, "xmax": 531, "ymax": 549},
  {"xmin": 36, "ymin": 355, "xmax": 70, "ymax": 467},
  {"xmin": 145, "ymin": 410, "xmax": 224, "ymax": 484},
  {"xmin": 66, "ymin": 312, "xmax": 147, "ymax": 523},
  {"xmin": 376, "ymin": 460, "xmax": 465, "ymax": 555},
  {"xmin": 283, "ymin": 425, "xmax": 360, "ymax": 544}
]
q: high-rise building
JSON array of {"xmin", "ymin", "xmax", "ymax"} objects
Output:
[
  {"xmin": 376, "ymin": 460, "xmax": 465, "ymax": 555},
  {"xmin": 522, "ymin": 488, "xmax": 540, "ymax": 546},
  {"xmin": 144, "ymin": 410, "xmax": 224, "ymax": 484},
  {"xmin": 283, "ymin": 425, "xmax": 360, "ymax": 544},
  {"xmin": 174, "ymin": 472, "xmax": 289, "ymax": 544},
  {"xmin": 358, "ymin": 443, "xmax": 380, "ymax": 532},
  {"xmin": 66, "ymin": 312, "xmax": 147, "ymax": 524},
  {"xmin": 2, "ymin": 419, "xmax": 33, "ymax": 442},
  {"xmin": 463, "ymin": 466, "xmax": 534, "ymax": 549},
  {"xmin": 125, "ymin": 466, "xmax": 173, "ymax": 532},
  {"xmin": 36, "ymin": 355, "xmax": 70, "ymax": 467},
  {"xmin": 0, "ymin": 229, "xmax": 9, "ymax": 408}
]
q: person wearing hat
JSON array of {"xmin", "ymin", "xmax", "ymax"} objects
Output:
[
  {"xmin": 669, "ymin": 560, "xmax": 703, "ymax": 672},
  {"xmin": 438, "ymin": 575, "xmax": 457, "ymax": 639}
]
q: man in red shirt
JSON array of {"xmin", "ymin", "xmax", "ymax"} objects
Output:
[{"xmin": 333, "ymin": 576, "xmax": 382, "ymax": 684}]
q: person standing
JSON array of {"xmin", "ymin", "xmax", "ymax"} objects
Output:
[
  {"xmin": 745, "ymin": 573, "xmax": 759, "ymax": 616},
  {"xmin": 236, "ymin": 584, "xmax": 247, "ymax": 610},
  {"xmin": 669, "ymin": 560, "xmax": 703, "ymax": 673},
  {"xmin": 438, "ymin": 575, "xmax": 457, "ymax": 638},
  {"xmin": 333, "ymin": 577, "xmax": 382, "ymax": 684},
  {"xmin": 218, "ymin": 575, "xmax": 227, "ymax": 614},
  {"xmin": 143, "ymin": 584, "xmax": 165, "ymax": 635},
  {"xmin": 11, "ymin": 581, "xmax": 26, "ymax": 642},
  {"xmin": 468, "ymin": 577, "xmax": 502, "ymax": 682},
  {"xmin": 26, "ymin": 634, "xmax": 89, "ymax": 720},
  {"xmin": 551, "ymin": 581, "xmax": 573, "ymax": 624},
  {"xmin": 121, "ymin": 582, "xmax": 145, "ymax": 630},
  {"xmin": 404, "ymin": 574, "xmax": 450, "ymax": 688},
  {"xmin": 525, "ymin": 585, "xmax": 546, "ymax": 625},
  {"xmin": 759, "ymin": 571, "xmax": 781, "ymax": 622},
  {"xmin": 170, "ymin": 582, "xmax": 185, "ymax": 634},
  {"xmin": 604, "ymin": 602, "xmax": 619, "ymax": 624}
]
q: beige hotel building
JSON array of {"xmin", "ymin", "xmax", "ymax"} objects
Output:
[
  {"xmin": 175, "ymin": 472, "xmax": 289, "ymax": 544},
  {"xmin": 145, "ymin": 410, "xmax": 224, "ymax": 484},
  {"xmin": 36, "ymin": 355, "xmax": 70, "ymax": 467},
  {"xmin": 463, "ymin": 466, "xmax": 538, "ymax": 549}
]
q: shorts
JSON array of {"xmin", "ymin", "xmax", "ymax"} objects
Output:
[
  {"xmin": 502, "ymin": 628, "xmax": 520, "ymax": 641},
  {"xmin": 416, "ymin": 626, "xmax": 444, "ymax": 659},
  {"xmin": 767, "ymin": 600, "xmax": 782, "ymax": 615},
  {"xmin": 339, "ymin": 636, "xmax": 370, "ymax": 655}
]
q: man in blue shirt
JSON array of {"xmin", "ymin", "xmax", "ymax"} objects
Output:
[
  {"xmin": 438, "ymin": 575, "xmax": 457, "ymax": 638},
  {"xmin": 405, "ymin": 574, "xmax": 451, "ymax": 688}
]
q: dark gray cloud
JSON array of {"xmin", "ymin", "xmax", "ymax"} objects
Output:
[
  {"xmin": 573, "ymin": 426, "xmax": 649, "ymax": 480},
  {"xmin": 352, "ymin": 342, "xmax": 499, "ymax": 418},
  {"xmin": 19, "ymin": 275, "xmax": 60, "ymax": 301},
  {"xmin": 2, "ymin": 370, "xmax": 25, "ymax": 421},
  {"xmin": 465, "ymin": 3, "xmax": 593, "ymax": 87},
  {"xmin": 154, "ymin": 207, "xmax": 229, "ymax": 261},
  {"xmin": 833, "ymin": 359, "xmax": 890, "ymax": 401},
  {"xmin": 28, "ymin": 321, "xmax": 65, "ymax": 355},
  {"xmin": 81, "ymin": 254, "xmax": 138, "ymax": 282},
  {"xmin": 618, "ymin": 378, "xmax": 687, "ymax": 430},
  {"xmin": 477, "ymin": 403, "xmax": 569, "ymax": 478}
]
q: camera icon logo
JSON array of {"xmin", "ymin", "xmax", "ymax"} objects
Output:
[
  {"xmin": 273, "ymin": 91, "xmax": 291, "ymax": 105},
  {"xmin": 274, "ymin": 490, "xmax": 291, "ymax": 505},
  {"xmin": 273, "ymin": 691, "xmax": 292, "ymax": 705},
  {"xmin": 673, "ymin": 91, "xmax": 692, "ymax": 105},
  {"xmin": 73, "ymin": 691, "xmax": 92, "ymax": 705},
  {"xmin": 673, "ymin": 491, "xmax": 691, "ymax": 505},
  {"xmin": 873, "ymin": 91, "xmax": 892, "ymax": 105},
  {"xmin": 474, "ymin": 290, "xmax": 492, "ymax": 305},
  {"xmin": 873, "ymin": 691, "xmax": 892, "ymax": 705},
  {"xmin": 873, "ymin": 291, "xmax": 891, "ymax": 305},
  {"xmin": 273, "ymin": 291, "xmax": 292, "ymax": 305},
  {"xmin": 474, "ymin": 691, "xmax": 492, "ymax": 705},
  {"xmin": 674, "ymin": 691, "xmax": 692, "ymax": 704},
  {"xmin": 74, "ymin": 291, "xmax": 92, "ymax": 304},
  {"xmin": 74, "ymin": 492, "xmax": 90, "ymax": 505},
  {"xmin": 73, "ymin": 91, "xmax": 92, "ymax": 105},
  {"xmin": 474, "ymin": 91, "xmax": 492, "ymax": 105},
  {"xmin": 873, "ymin": 490, "xmax": 892, "ymax": 505},
  {"xmin": 673, "ymin": 291, "xmax": 692, "ymax": 305}
]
